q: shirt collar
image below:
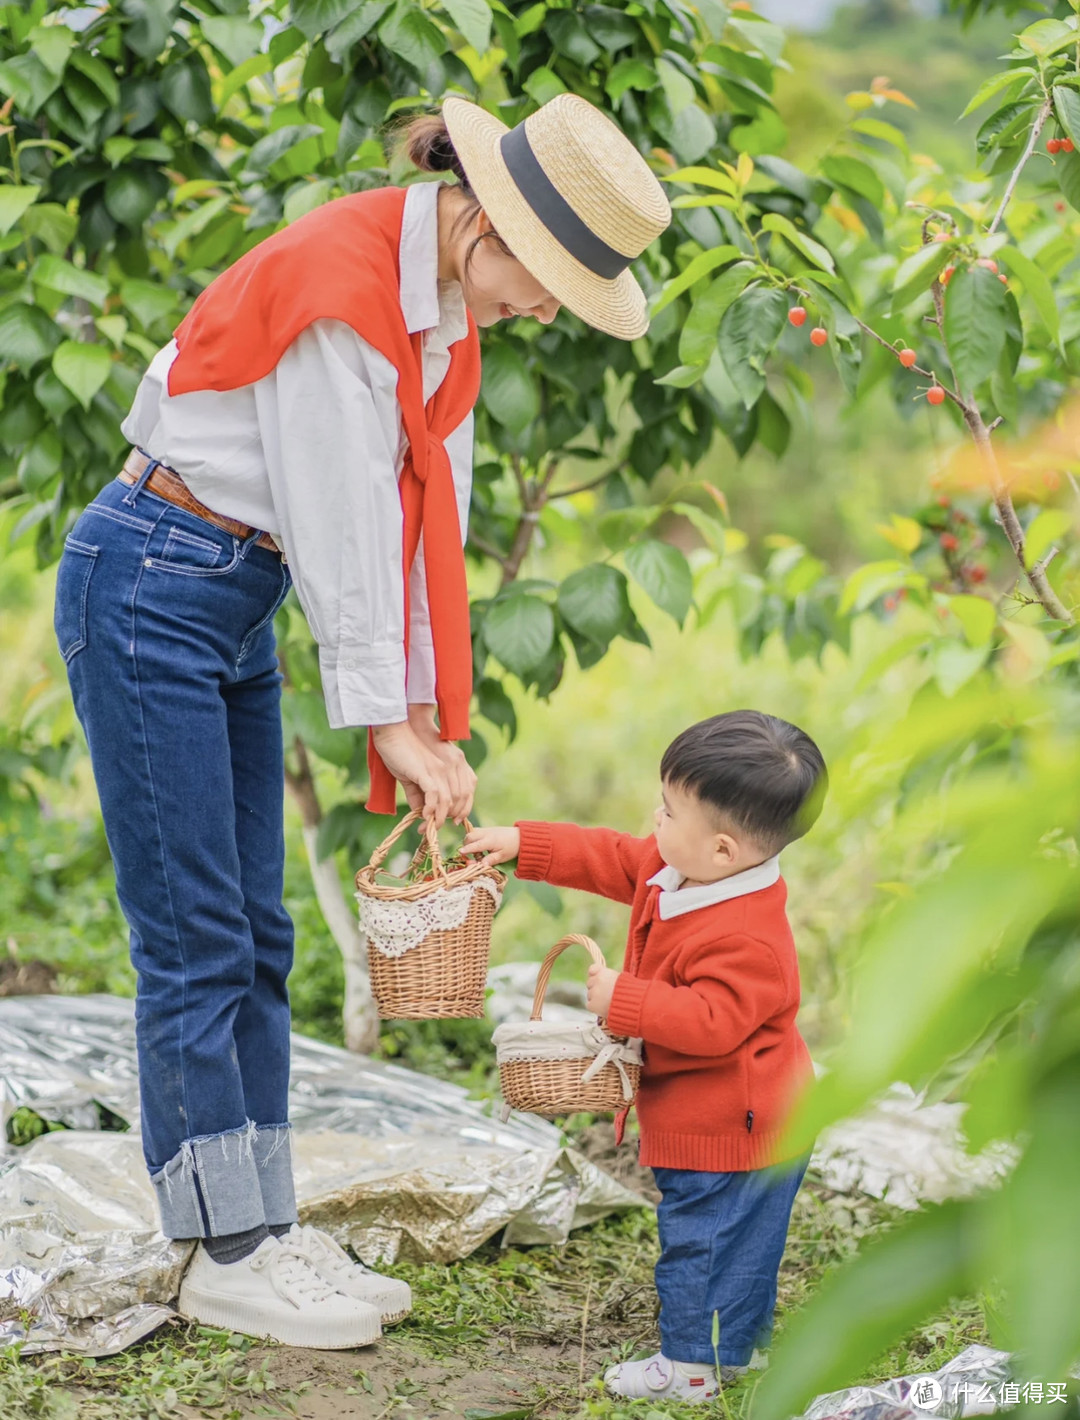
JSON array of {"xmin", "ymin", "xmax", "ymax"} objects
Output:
[
  {"xmin": 646, "ymin": 856, "xmax": 781, "ymax": 920},
  {"xmin": 399, "ymin": 180, "xmax": 468, "ymax": 351}
]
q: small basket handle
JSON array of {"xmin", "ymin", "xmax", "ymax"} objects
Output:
[
  {"xmin": 360, "ymin": 809, "xmax": 479, "ymax": 885},
  {"xmin": 531, "ymin": 934, "xmax": 607, "ymax": 1022}
]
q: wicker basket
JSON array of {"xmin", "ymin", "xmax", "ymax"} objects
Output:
[
  {"xmin": 355, "ymin": 810, "xmax": 506, "ymax": 1020},
  {"xmin": 494, "ymin": 934, "xmax": 642, "ymax": 1116}
]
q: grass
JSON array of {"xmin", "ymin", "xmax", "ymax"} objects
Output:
[{"xmin": 0, "ymin": 1180, "xmax": 996, "ymax": 1419}]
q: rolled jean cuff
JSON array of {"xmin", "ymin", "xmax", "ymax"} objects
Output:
[
  {"xmin": 253, "ymin": 1122, "xmax": 298, "ymax": 1229},
  {"xmin": 150, "ymin": 1120, "xmax": 267, "ymax": 1239}
]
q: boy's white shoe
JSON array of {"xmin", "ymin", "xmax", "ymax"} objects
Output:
[
  {"xmin": 178, "ymin": 1235, "xmax": 382, "ymax": 1348},
  {"xmin": 604, "ymin": 1352, "xmax": 719, "ymax": 1402},
  {"xmin": 283, "ymin": 1223, "xmax": 413, "ymax": 1325}
]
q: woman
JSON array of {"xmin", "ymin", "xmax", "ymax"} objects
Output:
[{"xmin": 53, "ymin": 93, "xmax": 670, "ymax": 1348}]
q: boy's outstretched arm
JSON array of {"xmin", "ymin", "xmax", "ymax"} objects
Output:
[{"xmin": 462, "ymin": 821, "xmax": 654, "ymax": 905}]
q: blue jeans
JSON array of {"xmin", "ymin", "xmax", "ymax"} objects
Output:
[
  {"xmin": 53, "ymin": 463, "xmax": 298, "ymax": 1239},
  {"xmin": 652, "ymin": 1152, "xmax": 811, "ymax": 1366}
]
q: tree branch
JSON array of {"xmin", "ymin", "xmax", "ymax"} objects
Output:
[
  {"xmin": 468, "ymin": 532, "xmax": 508, "ymax": 566},
  {"xmin": 987, "ymin": 94, "xmax": 1054, "ymax": 238},
  {"xmin": 548, "ymin": 469, "xmax": 613, "ymax": 500}
]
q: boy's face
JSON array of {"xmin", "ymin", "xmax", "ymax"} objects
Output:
[{"xmin": 653, "ymin": 780, "xmax": 765, "ymax": 885}]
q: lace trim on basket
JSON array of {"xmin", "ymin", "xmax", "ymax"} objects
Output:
[{"xmin": 356, "ymin": 875, "xmax": 503, "ymax": 958}]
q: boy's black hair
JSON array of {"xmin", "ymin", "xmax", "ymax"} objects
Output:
[{"xmin": 660, "ymin": 710, "xmax": 827, "ymax": 852}]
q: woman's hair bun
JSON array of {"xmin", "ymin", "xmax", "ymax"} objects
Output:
[{"xmin": 400, "ymin": 115, "xmax": 472, "ymax": 193}]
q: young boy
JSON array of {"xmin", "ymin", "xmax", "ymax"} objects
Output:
[{"xmin": 463, "ymin": 710, "xmax": 826, "ymax": 1403}]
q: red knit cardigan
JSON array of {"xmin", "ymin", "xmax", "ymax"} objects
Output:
[{"xmin": 514, "ymin": 821, "xmax": 815, "ymax": 1172}]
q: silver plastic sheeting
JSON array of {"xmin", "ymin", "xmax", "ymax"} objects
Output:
[
  {"xmin": 797, "ymin": 1343, "xmax": 1080, "ymax": 1420},
  {"xmin": 0, "ymin": 995, "xmax": 642, "ymax": 1355}
]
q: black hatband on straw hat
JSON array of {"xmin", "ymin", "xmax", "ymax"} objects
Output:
[{"xmin": 499, "ymin": 123, "xmax": 631, "ymax": 281}]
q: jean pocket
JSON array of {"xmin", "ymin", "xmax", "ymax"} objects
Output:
[
  {"xmin": 54, "ymin": 537, "xmax": 99, "ymax": 663},
  {"xmin": 146, "ymin": 524, "xmax": 240, "ymax": 576}
]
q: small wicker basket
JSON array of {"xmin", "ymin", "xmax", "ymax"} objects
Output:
[
  {"xmin": 494, "ymin": 934, "xmax": 642, "ymax": 1117},
  {"xmin": 355, "ymin": 810, "xmax": 506, "ymax": 1020}
]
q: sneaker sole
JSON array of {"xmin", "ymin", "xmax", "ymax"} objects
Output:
[{"xmin": 177, "ymin": 1282, "xmax": 382, "ymax": 1349}]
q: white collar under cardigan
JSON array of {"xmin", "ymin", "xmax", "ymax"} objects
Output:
[{"xmin": 645, "ymin": 855, "xmax": 781, "ymax": 920}]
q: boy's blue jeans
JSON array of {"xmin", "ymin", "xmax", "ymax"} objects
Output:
[
  {"xmin": 653, "ymin": 1151, "xmax": 811, "ymax": 1367},
  {"xmin": 53, "ymin": 466, "xmax": 298, "ymax": 1239}
]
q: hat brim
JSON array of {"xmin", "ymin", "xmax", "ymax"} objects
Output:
[{"xmin": 442, "ymin": 96, "xmax": 649, "ymax": 341}]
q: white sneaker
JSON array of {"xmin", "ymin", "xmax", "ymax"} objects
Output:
[
  {"xmin": 604, "ymin": 1352, "xmax": 719, "ymax": 1402},
  {"xmin": 178, "ymin": 1236, "xmax": 382, "ymax": 1348},
  {"xmin": 284, "ymin": 1223, "xmax": 412, "ymax": 1325}
]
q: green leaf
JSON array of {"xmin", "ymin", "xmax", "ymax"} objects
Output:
[
  {"xmin": 104, "ymin": 170, "xmax": 162, "ymax": 230},
  {"xmin": 1025, "ymin": 509, "xmax": 1073, "ymax": 568},
  {"xmin": 669, "ymin": 105, "xmax": 715, "ymax": 164},
  {"xmin": 943, "ymin": 264, "xmax": 1009, "ymax": 393},
  {"xmin": 378, "ymin": 1, "xmax": 448, "ymax": 70},
  {"xmin": 1057, "ymin": 150, "xmax": 1080, "ymax": 213},
  {"xmin": 997, "ymin": 247, "xmax": 1059, "ymax": 347},
  {"xmin": 121, "ymin": 0, "xmax": 179, "ymax": 60},
  {"xmin": 976, "ymin": 101, "xmax": 1033, "ymax": 157},
  {"xmin": 0, "ymin": 185, "xmax": 41, "ymax": 236},
  {"xmin": 0, "ymin": 54, "xmax": 60, "ymax": 118},
  {"xmin": 0, "ymin": 301, "xmax": 62, "ymax": 368},
  {"xmin": 290, "ymin": 0, "xmax": 358, "ymax": 41},
  {"xmin": 678, "ymin": 262, "xmax": 756, "ymax": 367},
  {"xmin": 20, "ymin": 202, "xmax": 76, "ymax": 253},
  {"xmin": 159, "ymin": 54, "xmax": 213, "ymax": 126},
  {"xmin": 839, "ymin": 560, "xmax": 918, "ymax": 615},
  {"xmin": 121, "ymin": 278, "xmax": 179, "ymax": 331},
  {"xmin": 52, "ymin": 340, "xmax": 112, "ymax": 410},
  {"xmin": 625, "ymin": 540, "xmax": 693, "ymax": 627},
  {"xmin": 242, "ymin": 125, "xmax": 323, "ymax": 178},
  {"xmin": 821, "ymin": 155, "xmax": 885, "ymax": 208},
  {"xmin": 557, "ymin": 564, "xmax": 633, "ymax": 645},
  {"xmin": 522, "ymin": 67, "xmax": 566, "ymax": 105},
  {"xmin": 67, "ymin": 48, "xmax": 120, "ymax": 107},
  {"xmin": 606, "ymin": 57, "xmax": 656, "ymax": 105},
  {"xmin": 948, "ymin": 594, "xmax": 996, "ymax": 648},
  {"xmin": 220, "ymin": 54, "xmax": 274, "ymax": 108},
  {"xmin": 652, "ymin": 244, "xmax": 741, "ymax": 317},
  {"xmin": 597, "ymin": 507, "xmax": 658, "ymax": 553},
  {"xmin": 1017, "ymin": 17, "xmax": 1077, "ymax": 59},
  {"xmin": 760, "ymin": 213, "xmax": 834, "ymax": 273},
  {"xmin": 32, "ymin": 255, "xmax": 109, "ymax": 309},
  {"xmin": 481, "ymin": 595, "xmax": 555, "ymax": 676},
  {"xmin": 1054, "ymin": 83, "xmax": 1080, "ymax": 153},
  {"xmin": 480, "ymin": 344, "xmax": 539, "ymax": 435},
  {"xmin": 28, "ymin": 24, "xmax": 74, "ymax": 78},
  {"xmin": 716, "ymin": 285, "xmax": 788, "ymax": 409},
  {"xmin": 662, "ymin": 166, "xmax": 737, "ymax": 194},
  {"xmin": 655, "ymin": 363, "xmax": 705, "ymax": 388},
  {"xmin": 891, "ymin": 244, "xmax": 955, "ymax": 310},
  {"xmin": 850, "ymin": 116, "xmax": 909, "ymax": 153},
  {"xmin": 283, "ymin": 178, "xmax": 335, "ymax": 224},
  {"xmin": 440, "ymin": 0, "xmax": 491, "ymax": 54},
  {"xmin": 202, "ymin": 16, "xmax": 263, "ymax": 67},
  {"xmin": 960, "ymin": 67, "xmax": 1036, "ymax": 119}
]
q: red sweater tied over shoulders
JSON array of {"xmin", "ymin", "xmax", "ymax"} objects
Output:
[
  {"xmin": 168, "ymin": 187, "xmax": 481, "ymax": 814},
  {"xmin": 514, "ymin": 820, "xmax": 815, "ymax": 1172}
]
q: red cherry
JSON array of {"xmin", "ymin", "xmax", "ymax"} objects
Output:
[
  {"xmin": 1063, "ymin": 138, "xmax": 1075, "ymax": 154},
  {"xmin": 810, "ymin": 327, "xmax": 828, "ymax": 346},
  {"xmin": 884, "ymin": 594, "xmax": 898, "ymax": 612},
  {"xmin": 940, "ymin": 532, "xmax": 960, "ymax": 552},
  {"xmin": 1056, "ymin": 200, "xmax": 1067, "ymax": 212},
  {"xmin": 936, "ymin": 495, "xmax": 951, "ymax": 507},
  {"xmin": 975, "ymin": 258, "xmax": 998, "ymax": 272},
  {"xmin": 932, "ymin": 232, "xmax": 951, "ymax": 243},
  {"xmin": 788, "ymin": 305, "xmax": 807, "ymax": 327},
  {"xmin": 1048, "ymin": 138, "xmax": 1062, "ymax": 154},
  {"xmin": 927, "ymin": 385, "xmax": 946, "ymax": 405},
  {"xmin": 968, "ymin": 565, "xmax": 988, "ymax": 584},
  {"xmin": 940, "ymin": 265, "xmax": 955, "ymax": 286},
  {"xmin": 998, "ymin": 273, "xmax": 1009, "ymax": 284},
  {"xmin": 898, "ymin": 347, "xmax": 917, "ymax": 367}
]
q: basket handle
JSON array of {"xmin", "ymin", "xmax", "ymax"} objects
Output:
[
  {"xmin": 362, "ymin": 809, "xmax": 477, "ymax": 883},
  {"xmin": 531, "ymin": 934, "xmax": 606, "ymax": 1022}
]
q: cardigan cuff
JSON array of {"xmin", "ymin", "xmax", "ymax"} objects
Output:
[
  {"xmin": 606, "ymin": 972, "xmax": 649, "ymax": 1039},
  {"xmin": 513, "ymin": 821, "xmax": 553, "ymax": 882}
]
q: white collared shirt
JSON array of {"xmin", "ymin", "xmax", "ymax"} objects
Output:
[
  {"xmin": 121, "ymin": 180, "xmax": 472, "ymax": 727},
  {"xmin": 646, "ymin": 856, "xmax": 781, "ymax": 921}
]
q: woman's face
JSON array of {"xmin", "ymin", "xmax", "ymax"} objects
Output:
[{"xmin": 459, "ymin": 210, "xmax": 562, "ymax": 328}]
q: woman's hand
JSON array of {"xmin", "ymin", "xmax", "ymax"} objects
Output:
[
  {"xmin": 407, "ymin": 704, "xmax": 476, "ymax": 824},
  {"xmin": 461, "ymin": 824, "xmax": 520, "ymax": 868},
  {"xmin": 370, "ymin": 720, "xmax": 469, "ymax": 828}
]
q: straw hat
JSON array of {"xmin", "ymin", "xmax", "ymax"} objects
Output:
[{"xmin": 442, "ymin": 93, "xmax": 671, "ymax": 340}]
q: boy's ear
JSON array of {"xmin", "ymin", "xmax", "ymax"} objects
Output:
[{"xmin": 714, "ymin": 832, "xmax": 739, "ymax": 866}]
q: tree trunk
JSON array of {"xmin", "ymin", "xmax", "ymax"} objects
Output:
[{"xmin": 285, "ymin": 734, "xmax": 380, "ymax": 1054}]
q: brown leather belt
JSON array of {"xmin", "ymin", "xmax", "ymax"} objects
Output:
[{"xmin": 117, "ymin": 449, "xmax": 283, "ymax": 556}]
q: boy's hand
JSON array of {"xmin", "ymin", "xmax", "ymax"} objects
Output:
[
  {"xmin": 461, "ymin": 824, "xmax": 521, "ymax": 868},
  {"xmin": 586, "ymin": 963, "xmax": 620, "ymax": 1020}
]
